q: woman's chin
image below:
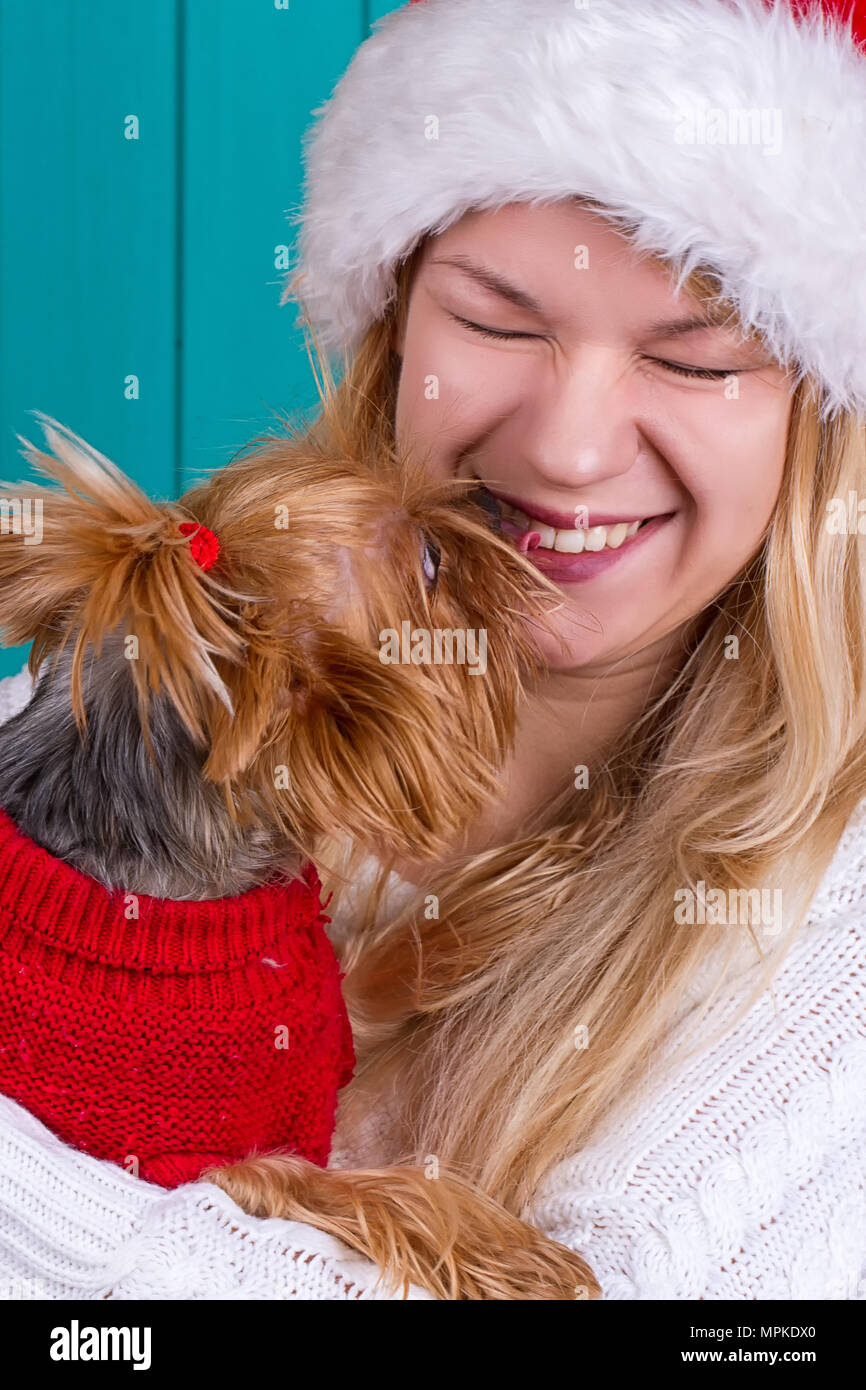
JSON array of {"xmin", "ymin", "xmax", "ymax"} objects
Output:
[{"xmin": 529, "ymin": 620, "xmax": 608, "ymax": 671}]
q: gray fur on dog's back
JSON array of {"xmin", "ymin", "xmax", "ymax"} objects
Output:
[{"xmin": 0, "ymin": 640, "xmax": 286, "ymax": 900}]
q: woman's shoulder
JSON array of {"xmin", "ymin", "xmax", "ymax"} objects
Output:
[
  {"xmin": 803, "ymin": 790, "xmax": 866, "ymax": 928},
  {"xmin": 320, "ymin": 844, "xmax": 421, "ymax": 949},
  {"xmin": 528, "ymin": 801, "xmax": 866, "ymax": 1299},
  {"xmin": 0, "ymin": 664, "xmax": 33, "ymax": 726}
]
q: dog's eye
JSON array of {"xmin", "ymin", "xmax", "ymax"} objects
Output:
[{"xmin": 421, "ymin": 536, "xmax": 441, "ymax": 588}]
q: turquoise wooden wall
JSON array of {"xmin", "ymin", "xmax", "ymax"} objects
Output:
[{"xmin": 0, "ymin": 0, "xmax": 404, "ymax": 677}]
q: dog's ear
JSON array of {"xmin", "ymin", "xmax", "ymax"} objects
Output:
[
  {"xmin": 202, "ymin": 631, "xmax": 509, "ymax": 862},
  {"xmin": 191, "ymin": 457, "xmax": 568, "ymax": 862},
  {"xmin": 0, "ymin": 413, "xmax": 246, "ymax": 740},
  {"xmin": 199, "ymin": 620, "xmax": 292, "ymax": 785}
]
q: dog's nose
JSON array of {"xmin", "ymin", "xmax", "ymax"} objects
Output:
[{"xmin": 472, "ymin": 485, "xmax": 504, "ymax": 535}]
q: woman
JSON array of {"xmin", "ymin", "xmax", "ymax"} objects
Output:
[{"xmin": 1, "ymin": 0, "xmax": 865, "ymax": 1299}]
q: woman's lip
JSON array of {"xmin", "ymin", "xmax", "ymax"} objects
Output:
[
  {"xmin": 478, "ymin": 484, "xmax": 654, "ymax": 532},
  {"xmin": 515, "ymin": 512, "xmax": 676, "ymax": 583}
]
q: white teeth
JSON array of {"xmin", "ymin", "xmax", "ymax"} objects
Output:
[
  {"xmin": 553, "ymin": 528, "xmax": 585, "ymax": 554},
  {"xmin": 500, "ymin": 502, "xmax": 646, "ymax": 551}
]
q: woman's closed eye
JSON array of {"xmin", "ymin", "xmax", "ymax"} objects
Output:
[
  {"xmin": 640, "ymin": 356, "xmax": 743, "ymax": 380},
  {"xmin": 448, "ymin": 312, "xmax": 745, "ymax": 379},
  {"xmin": 447, "ymin": 311, "xmax": 545, "ymax": 342}
]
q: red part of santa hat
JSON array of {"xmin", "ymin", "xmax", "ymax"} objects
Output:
[
  {"xmin": 782, "ymin": 0, "xmax": 866, "ymax": 45},
  {"xmin": 411, "ymin": 0, "xmax": 866, "ymax": 47},
  {"xmin": 291, "ymin": 0, "xmax": 866, "ymax": 417}
]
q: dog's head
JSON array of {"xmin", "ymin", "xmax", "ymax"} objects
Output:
[{"xmin": 0, "ymin": 404, "xmax": 564, "ymax": 862}]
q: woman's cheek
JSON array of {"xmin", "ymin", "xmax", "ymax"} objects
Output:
[
  {"xmin": 398, "ymin": 341, "xmax": 525, "ymax": 468},
  {"xmin": 665, "ymin": 388, "xmax": 787, "ymax": 527}
]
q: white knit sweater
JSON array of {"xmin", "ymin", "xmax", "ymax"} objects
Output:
[{"xmin": 0, "ymin": 663, "xmax": 864, "ymax": 1300}]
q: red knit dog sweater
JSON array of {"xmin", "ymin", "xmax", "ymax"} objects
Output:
[{"xmin": 0, "ymin": 807, "xmax": 355, "ymax": 1188}]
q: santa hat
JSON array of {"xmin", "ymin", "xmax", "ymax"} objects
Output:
[{"xmin": 288, "ymin": 0, "xmax": 866, "ymax": 417}]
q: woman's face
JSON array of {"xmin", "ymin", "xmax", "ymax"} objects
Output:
[{"xmin": 394, "ymin": 202, "xmax": 794, "ymax": 668}]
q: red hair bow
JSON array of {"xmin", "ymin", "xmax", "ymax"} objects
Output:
[{"xmin": 178, "ymin": 521, "xmax": 220, "ymax": 572}]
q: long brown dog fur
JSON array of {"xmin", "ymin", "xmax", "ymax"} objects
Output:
[{"xmin": 0, "ymin": 392, "xmax": 599, "ymax": 1300}]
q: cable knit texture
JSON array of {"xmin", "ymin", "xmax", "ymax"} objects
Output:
[
  {"xmin": 325, "ymin": 793, "xmax": 866, "ymax": 1302},
  {"xmin": 0, "ymin": 664, "xmax": 864, "ymax": 1299},
  {"xmin": 526, "ymin": 882, "xmax": 866, "ymax": 1301},
  {"xmin": 0, "ymin": 719, "xmax": 355, "ymax": 1185},
  {"xmin": 0, "ymin": 1091, "xmax": 431, "ymax": 1299}
]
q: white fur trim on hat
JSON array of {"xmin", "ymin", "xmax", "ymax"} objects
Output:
[{"xmin": 288, "ymin": 0, "xmax": 866, "ymax": 416}]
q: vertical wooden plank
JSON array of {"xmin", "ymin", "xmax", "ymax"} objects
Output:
[
  {"xmin": 0, "ymin": 0, "xmax": 179, "ymax": 675},
  {"xmin": 0, "ymin": 0, "xmax": 179, "ymax": 483},
  {"xmin": 0, "ymin": 2, "xmax": 384, "ymax": 680},
  {"xmin": 180, "ymin": 0, "xmax": 365, "ymax": 490}
]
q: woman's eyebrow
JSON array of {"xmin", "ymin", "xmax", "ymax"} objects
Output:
[
  {"xmin": 427, "ymin": 254, "xmax": 545, "ymax": 313},
  {"xmin": 428, "ymin": 260, "xmax": 745, "ymax": 344},
  {"xmin": 643, "ymin": 314, "xmax": 722, "ymax": 338}
]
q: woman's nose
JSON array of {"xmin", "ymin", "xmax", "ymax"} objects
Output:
[{"xmin": 520, "ymin": 345, "xmax": 641, "ymax": 491}]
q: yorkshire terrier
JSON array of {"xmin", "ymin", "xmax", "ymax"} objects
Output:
[{"xmin": 0, "ymin": 391, "xmax": 599, "ymax": 1301}]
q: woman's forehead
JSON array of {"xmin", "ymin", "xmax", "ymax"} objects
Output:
[{"xmin": 419, "ymin": 206, "xmax": 764, "ymax": 351}]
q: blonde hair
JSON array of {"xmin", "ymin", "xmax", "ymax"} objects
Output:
[{"xmin": 295, "ymin": 226, "xmax": 866, "ymax": 1216}]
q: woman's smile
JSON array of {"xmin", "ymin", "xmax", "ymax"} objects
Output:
[
  {"xmin": 505, "ymin": 509, "xmax": 677, "ymax": 585},
  {"xmin": 474, "ymin": 479, "xmax": 678, "ymax": 584}
]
